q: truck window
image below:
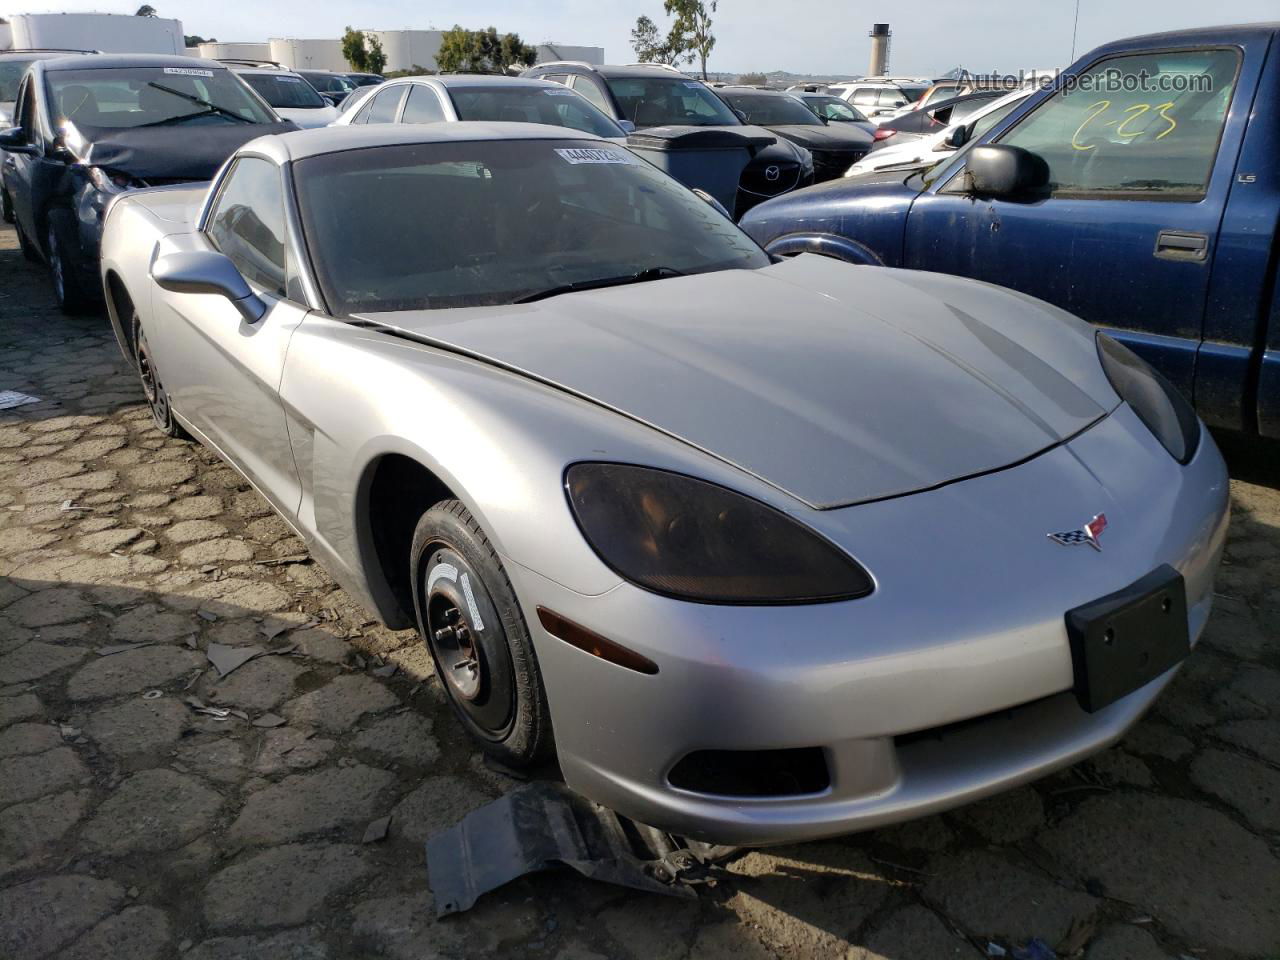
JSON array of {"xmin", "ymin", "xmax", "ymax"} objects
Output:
[{"xmin": 996, "ymin": 49, "xmax": 1239, "ymax": 199}]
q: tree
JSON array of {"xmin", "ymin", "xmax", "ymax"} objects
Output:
[
  {"xmin": 365, "ymin": 33, "xmax": 387, "ymax": 75},
  {"xmin": 737, "ymin": 72, "xmax": 767, "ymax": 86},
  {"xmin": 631, "ymin": 13, "xmax": 687, "ymax": 65},
  {"xmin": 135, "ymin": 4, "xmax": 157, "ymax": 16},
  {"xmin": 436, "ymin": 26, "xmax": 536, "ymax": 74},
  {"xmin": 341, "ymin": 26, "xmax": 369, "ymax": 72},
  {"xmin": 664, "ymin": 0, "xmax": 716, "ymax": 79},
  {"xmin": 184, "ymin": 34, "xmax": 216, "ymax": 47}
]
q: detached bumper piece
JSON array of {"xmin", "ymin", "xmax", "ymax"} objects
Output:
[{"xmin": 425, "ymin": 781, "xmax": 736, "ymax": 917}]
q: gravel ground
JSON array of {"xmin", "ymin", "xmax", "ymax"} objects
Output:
[{"xmin": 0, "ymin": 223, "xmax": 1277, "ymax": 960}]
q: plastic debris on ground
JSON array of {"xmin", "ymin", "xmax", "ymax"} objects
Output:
[
  {"xmin": 0, "ymin": 390, "xmax": 42, "ymax": 410},
  {"xmin": 363, "ymin": 816, "xmax": 391, "ymax": 844},
  {"xmin": 205, "ymin": 642, "xmax": 263, "ymax": 678},
  {"xmin": 426, "ymin": 780, "xmax": 737, "ymax": 918}
]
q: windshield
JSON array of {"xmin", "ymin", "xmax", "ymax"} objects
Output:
[
  {"xmin": 0, "ymin": 59, "xmax": 37, "ymax": 102},
  {"xmin": 294, "ymin": 139, "xmax": 768, "ymax": 315},
  {"xmin": 242, "ymin": 73, "xmax": 327, "ymax": 109},
  {"xmin": 305, "ymin": 73, "xmax": 355, "ymax": 94},
  {"xmin": 603, "ymin": 76, "xmax": 740, "ymax": 128},
  {"xmin": 721, "ymin": 92, "xmax": 822, "ymax": 126},
  {"xmin": 44, "ymin": 67, "xmax": 275, "ymax": 131},
  {"xmin": 805, "ymin": 96, "xmax": 866, "ymax": 123},
  {"xmin": 449, "ymin": 86, "xmax": 624, "ymax": 139}
]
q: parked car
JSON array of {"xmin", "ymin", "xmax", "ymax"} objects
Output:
[
  {"xmin": 0, "ymin": 53, "xmax": 293, "ymax": 312},
  {"xmin": 742, "ymin": 22, "xmax": 1280, "ymax": 439},
  {"xmin": 792, "ymin": 92, "xmax": 876, "ymax": 135},
  {"xmin": 715, "ymin": 87, "xmax": 872, "ymax": 182},
  {"xmin": 345, "ymin": 72, "xmax": 384, "ymax": 87},
  {"xmin": 522, "ymin": 62, "xmax": 813, "ymax": 217},
  {"xmin": 223, "ymin": 62, "xmax": 340, "ymax": 129},
  {"xmin": 298, "ymin": 69, "xmax": 357, "ymax": 104},
  {"xmin": 333, "ymin": 75, "xmax": 629, "ymax": 143},
  {"xmin": 100, "ymin": 121, "xmax": 1226, "ymax": 845},
  {"xmin": 845, "ymin": 87, "xmax": 1035, "ymax": 177},
  {"xmin": 1, "ymin": 48, "xmax": 98, "ymax": 223},
  {"xmin": 827, "ymin": 77, "xmax": 932, "ymax": 119},
  {"xmin": 869, "ymin": 89, "xmax": 1009, "ymax": 151}
]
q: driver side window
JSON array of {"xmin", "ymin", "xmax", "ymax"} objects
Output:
[
  {"xmin": 206, "ymin": 157, "xmax": 288, "ymax": 298},
  {"xmin": 997, "ymin": 49, "xmax": 1239, "ymax": 198}
]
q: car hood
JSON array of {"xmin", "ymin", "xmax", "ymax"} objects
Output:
[
  {"xmin": 357, "ymin": 255, "xmax": 1117, "ymax": 509},
  {"xmin": 69, "ymin": 122, "xmax": 297, "ymax": 181},
  {"xmin": 765, "ymin": 123, "xmax": 873, "ymax": 151}
]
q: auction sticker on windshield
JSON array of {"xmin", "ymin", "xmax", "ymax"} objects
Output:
[
  {"xmin": 164, "ymin": 67, "xmax": 214, "ymax": 77},
  {"xmin": 555, "ymin": 147, "xmax": 633, "ymax": 164}
]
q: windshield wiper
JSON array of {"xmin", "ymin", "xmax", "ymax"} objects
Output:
[
  {"xmin": 512, "ymin": 266, "xmax": 685, "ymax": 304},
  {"xmin": 144, "ymin": 82, "xmax": 252, "ymax": 123}
]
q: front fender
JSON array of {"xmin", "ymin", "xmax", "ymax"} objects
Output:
[{"xmin": 765, "ymin": 233, "xmax": 885, "ymax": 265}]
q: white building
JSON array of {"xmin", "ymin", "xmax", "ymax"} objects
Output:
[
  {"xmin": 534, "ymin": 43, "xmax": 604, "ymax": 66},
  {"xmin": 267, "ymin": 38, "xmax": 347, "ymax": 72},
  {"xmin": 195, "ymin": 41, "xmax": 273, "ymax": 63},
  {"xmin": 1, "ymin": 12, "xmax": 185, "ymax": 54},
  {"xmin": 261, "ymin": 30, "xmax": 604, "ymax": 74}
]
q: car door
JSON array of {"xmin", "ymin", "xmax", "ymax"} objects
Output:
[
  {"xmin": 353, "ymin": 84, "xmax": 407, "ymax": 124},
  {"xmin": 400, "ymin": 83, "xmax": 448, "ymax": 124},
  {"xmin": 904, "ymin": 45, "xmax": 1251, "ymax": 409},
  {"xmin": 5, "ymin": 75, "xmax": 41, "ymax": 242},
  {"xmin": 155, "ymin": 155, "xmax": 307, "ymax": 521}
]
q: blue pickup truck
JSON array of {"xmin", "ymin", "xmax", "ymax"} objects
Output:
[{"xmin": 740, "ymin": 22, "xmax": 1280, "ymax": 439}]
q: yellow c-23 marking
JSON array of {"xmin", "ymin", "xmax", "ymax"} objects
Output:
[{"xmin": 1072, "ymin": 99, "xmax": 1180, "ymax": 150}]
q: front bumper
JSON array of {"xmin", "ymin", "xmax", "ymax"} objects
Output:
[{"xmin": 508, "ymin": 405, "xmax": 1229, "ymax": 845}]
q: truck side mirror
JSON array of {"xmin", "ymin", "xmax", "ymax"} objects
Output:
[
  {"xmin": 618, "ymin": 119, "xmax": 636, "ymax": 134},
  {"xmin": 0, "ymin": 127, "xmax": 37, "ymax": 155},
  {"xmin": 938, "ymin": 125, "xmax": 969, "ymax": 150},
  {"xmin": 965, "ymin": 144, "xmax": 1049, "ymax": 199}
]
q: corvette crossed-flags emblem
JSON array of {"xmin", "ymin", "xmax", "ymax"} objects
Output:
[{"xmin": 1048, "ymin": 513, "xmax": 1108, "ymax": 552}]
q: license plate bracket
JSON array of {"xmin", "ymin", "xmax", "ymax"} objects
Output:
[{"xmin": 1066, "ymin": 564, "xmax": 1189, "ymax": 714}]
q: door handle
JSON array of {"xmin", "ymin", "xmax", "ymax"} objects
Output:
[{"xmin": 1154, "ymin": 230, "xmax": 1209, "ymax": 262}]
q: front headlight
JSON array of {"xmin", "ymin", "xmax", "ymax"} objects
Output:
[
  {"xmin": 1097, "ymin": 333, "xmax": 1200, "ymax": 464},
  {"xmin": 565, "ymin": 463, "xmax": 873, "ymax": 604}
]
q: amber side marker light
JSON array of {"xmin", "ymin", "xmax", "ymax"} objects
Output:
[{"xmin": 536, "ymin": 607, "xmax": 659, "ymax": 676}]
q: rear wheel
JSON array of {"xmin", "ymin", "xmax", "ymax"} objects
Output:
[
  {"xmin": 45, "ymin": 208, "xmax": 92, "ymax": 314},
  {"xmin": 133, "ymin": 315, "xmax": 190, "ymax": 440},
  {"xmin": 411, "ymin": 500, "xmax": 553, "ymax": 768}
]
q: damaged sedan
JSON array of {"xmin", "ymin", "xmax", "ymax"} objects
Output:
[
  {"xmin": 100, "ymin": 123, "xmax": 1228, "ymax": 846},
  {"xmin": 0, "ymin": 53, "xmax": 293, "ymax": 312}
]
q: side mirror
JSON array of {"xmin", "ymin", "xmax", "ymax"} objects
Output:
[
  {"xmin": 965, "ymin": 144, "xmax": 1049, "ymax": 199},
  {"xmin": 938, "ymin": 125, "xmax": 969, "ymax": 150},
  {"xmin": 734, "ymin": 108, "xmax": 748, "ymax": 123},
  {"xmin": 691, "ymin": 187, "xmax": 732, "ymax": 221},
  {"xmin": 618, "ymin": 119, "xmax": 636, "ymax": 134},
  {"xmin": 322, "ymin": 94, "xmax": 337, "ymax": 107},
  {"xmin": 0, "ymin": 127, "xmax": 37, "ymax": 155},
  {"xmin": 151, "ymin": 251, "xmax": 267, "ymax": 324}
]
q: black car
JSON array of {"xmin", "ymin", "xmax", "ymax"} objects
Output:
[
  {"xmin": 345, "ymin": 72, "xmax": 385, "ymax": 87},
  {"xmin": 870, "ymin": 90, "xmax": 1006, "ymax": 151},
  {"xmin": 0, "ymin": 54, "xmax": 293, "ymax": 312},
  {"xmin": 522, "ymin": 62, "xmax": 813, "ymax": 218},
  {"xmin": 298, "ymin": 70, "xmax": 358, "ymax": 104},
  {"xmin": 716, "ymin": 88, "xmax": 874, "ymax": 182}
]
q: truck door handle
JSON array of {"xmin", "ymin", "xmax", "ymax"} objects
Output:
[{"xmin": 1154, "ymin": 231, "xmax": 1209, "ymax": 262}]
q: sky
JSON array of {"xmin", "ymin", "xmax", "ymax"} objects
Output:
[{"xmin": 4, "ymin": 0, "xmax": 1277, "ymax": 75}]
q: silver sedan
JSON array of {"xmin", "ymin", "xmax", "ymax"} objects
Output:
[{"xmin": 98, "ymin": 123, "xmax": 1228, "ymax": 846}]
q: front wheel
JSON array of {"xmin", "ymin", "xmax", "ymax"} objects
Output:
[
  {"xmin": 45, "ymin": 208, "xmax": 92, "ymax": 314},
  {"xmin": 411, "ymin": 500, "xmax": 553, "ymax": 768},
  {"xmin": 133, "ymin": 316, "xmax": 190, "ymax": 440}
]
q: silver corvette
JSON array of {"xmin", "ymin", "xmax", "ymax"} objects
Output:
[{"xmin": 99, "ymin": 123, "xmax": 1228, "ymax": 846}]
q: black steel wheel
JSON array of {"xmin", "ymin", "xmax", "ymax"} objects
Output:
[
  {"xmin": 133, "ymin": 315, "xmax": 190, "ymax": 440},
  {"xmin": 411, "ymin": 500, "xmax": 553, "ymax": 767}
]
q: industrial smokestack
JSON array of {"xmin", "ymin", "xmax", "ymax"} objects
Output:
[{"xmin": 868, "ymin": 23, "xmax": 891, "ymax": 77}]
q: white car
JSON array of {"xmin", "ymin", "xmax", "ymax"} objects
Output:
[
  {"xmin": 845, "ymin": 87, "xmax": 1035, "ymax": 177},
  {"xmin": 223, "ymin": 61, "xmax": 340, "ymax": 129}
]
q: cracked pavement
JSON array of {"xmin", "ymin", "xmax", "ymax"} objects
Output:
[{"xmin": 0, "ymin": 224, "xmax": 1277, "ymax": 960}]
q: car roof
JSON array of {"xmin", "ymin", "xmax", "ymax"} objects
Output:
[
  {"xmin": 42, "ymin": 53, "xmax": 227, "ymax": 72},
  {"xmin": 554, "ymin": 64, "xmax": 695, "ymax": 79},
  {"xmin": 0, "ymin": 49, "xmax": 96, "ymax": 60},
  {"xmin": 236, "ymin": 67, "xmax": 306, "ymax": 77},
  {"xmin": 247, "ymin": 121, "xmax": 606, "ymax": 162},
  {"xmin": 405, "ymin": 75, "xmax": 567, "ymax": 89}
]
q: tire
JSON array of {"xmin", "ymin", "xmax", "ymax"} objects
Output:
[
  {"xmin": 132, "ymin": 314, "xmax": 191, "ymax": 440},
  {"xmin": 45, "ymin": 208, "xmax": 92, "ymax": 314},
  {"xmin": 411, "ymin": 500, "xmax": 553, "ymax": 768},
  {"xmin": 14, "ymin": 217, "xmax": 40, "ymax": 262}
]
